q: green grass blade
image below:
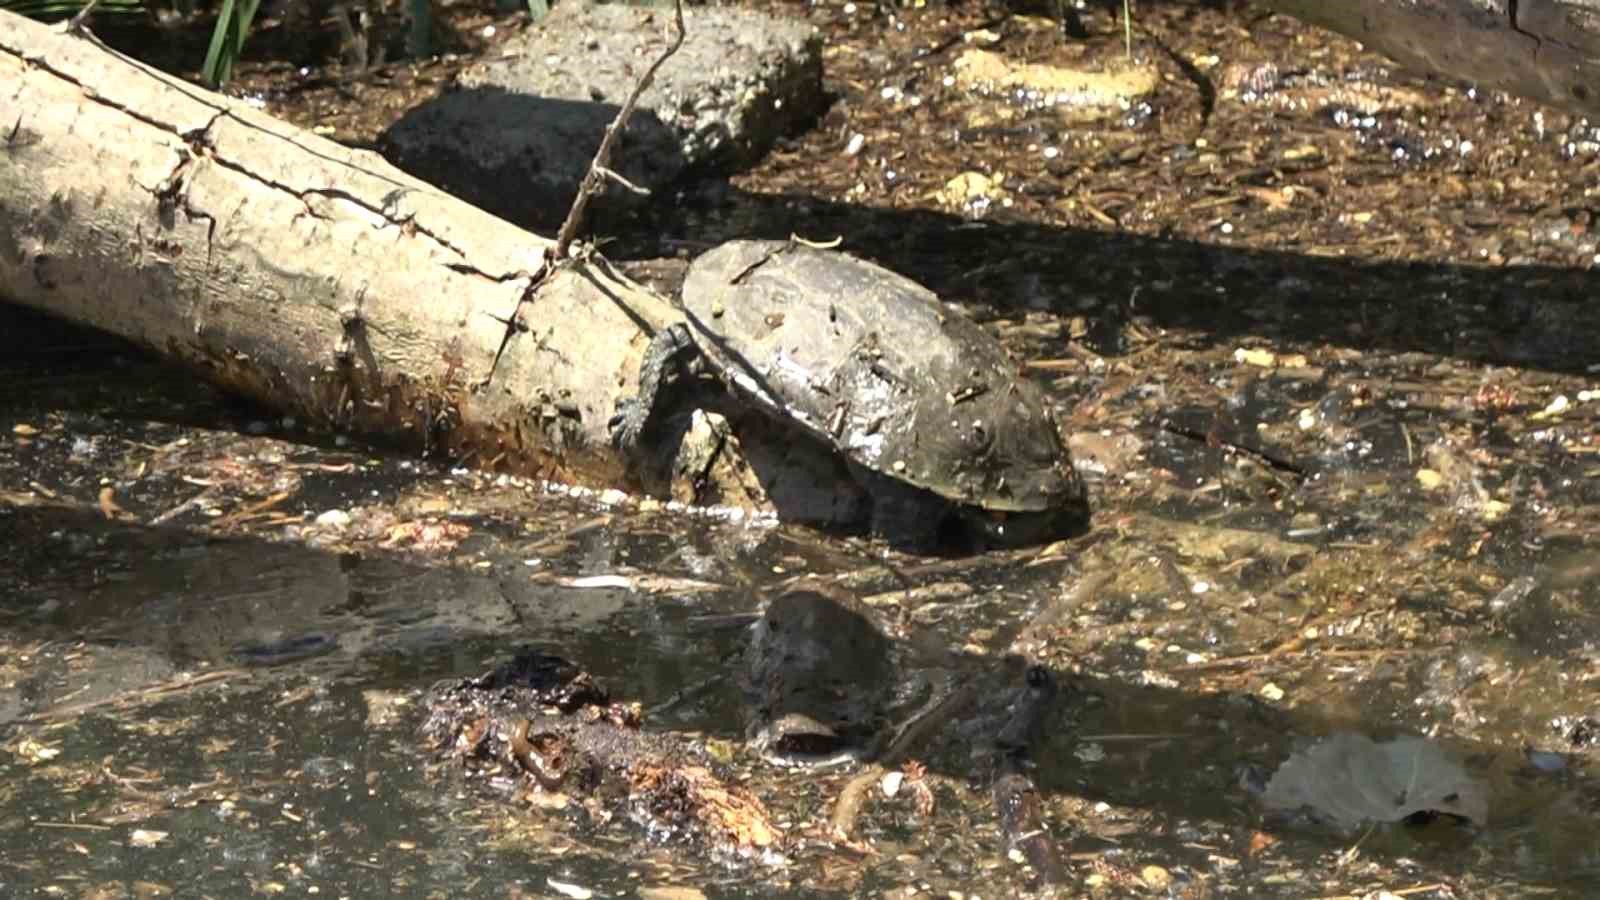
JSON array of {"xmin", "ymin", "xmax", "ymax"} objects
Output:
[{"xmin": 201, "ymin": 0, "xmax": 261, "ymax": 86}]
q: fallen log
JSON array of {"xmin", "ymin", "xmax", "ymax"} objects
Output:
[
  {"xmin": 0, "ymin": 11, "xmax": 861, "ymax": 528},
  {"xmin": 1261, "ymin": 0, "xmax": 1600, "ymax": 118},
  {"xmin": 0, "ymin": 10, "xmax": 658, "ymax": 490}
]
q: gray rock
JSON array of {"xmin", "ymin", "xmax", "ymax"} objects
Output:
[{"xmin": 379, "ymin": 3, "xmax": 822, "ymax": 231}]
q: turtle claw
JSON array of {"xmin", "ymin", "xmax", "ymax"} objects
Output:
[
  {"xmin": 609, "ymin": 397, "xmax": 648, "ymax": 452},
  {"xmin": 611, "ymin": 323, "xmax": 697, "ymax": 455}
]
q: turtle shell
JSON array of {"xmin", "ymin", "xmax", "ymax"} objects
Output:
[{"xmin": 680, "ymin": 240, "xmax": 1081, "ymax": 515}]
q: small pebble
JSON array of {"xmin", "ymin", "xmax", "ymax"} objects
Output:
[
  {"xmin": 1140, "ymin": 865, "xmax": 1172, "ymax": 890},
  {"xmin": 315, "ymin": 509, "xmax": 351, "ymax": 527}
]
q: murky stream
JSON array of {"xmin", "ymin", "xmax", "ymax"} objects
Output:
[
  {"xmin": 3, "ymin": 300, "xmax": 1598, "ymax": 897},
  {"xmin": 7, "ymin": 0, "xmax": 1600, "ymax": 895}
]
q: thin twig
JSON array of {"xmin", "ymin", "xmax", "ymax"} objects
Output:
[
  {"xmin": 829, "ymin": 679, "xmax": 977, "ymax": 838},
  {"xmin": 66, "ymin": 0, "xmax": 102, "ymax": 32},
  {"xmin": 550, "ymin": 0, "xmax": 687, "ymax": 262},
  {"xmin": 593, "ymin": 165, "xmax": 651, "ymax": 195},
  {"xmin": 481, "ymin": 0, "xmax": 688, "ymax": 388}
]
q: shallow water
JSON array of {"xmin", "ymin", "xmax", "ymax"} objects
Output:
[
  {"xmin": 3, "ymin": 333, "xmax": 1598, "ymax": 897},
  {"xmin": 7, "ymin": 0, "xmax": 1600, "ymax": 895}
]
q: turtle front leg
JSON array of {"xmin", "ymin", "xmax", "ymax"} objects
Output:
[{"xmin": 610, "ymin": 322, "xmax": 697, "ymax": 453}]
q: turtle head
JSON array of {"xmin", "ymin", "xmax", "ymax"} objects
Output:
[
  {"xmin": 952, "ymin": 497, "xmax": 1090, "ymax": 548},
  {"xmin": 929, "ymin": 392, "xmax": 1090, "ymax": 548}
]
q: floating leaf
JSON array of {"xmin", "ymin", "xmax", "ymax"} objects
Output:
[{"xmin": 1261, "ymin": 733, "xmax": 1488, "ymax": 828}]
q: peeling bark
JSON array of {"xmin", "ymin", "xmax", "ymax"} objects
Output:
[{"xmin": 0, "ymin": 11, "xmax": 671, "ymax": 487}]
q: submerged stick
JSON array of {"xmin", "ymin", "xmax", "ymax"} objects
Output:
[
  {"xmin": 992, "ymin": 665, "xmax": 1067, "ymax": 884},
  {"xmin": 828, "ymin": 678, "xmax": 977, "ymax": 838}
]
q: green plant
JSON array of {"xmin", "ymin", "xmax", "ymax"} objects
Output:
[
  {"xmin": 200, "ymin": 0, "xmax": 260, "ymax": 85},
  {"xmin": 1122, "ymin": 0, "xmax": 1131, "ymax": 57}
]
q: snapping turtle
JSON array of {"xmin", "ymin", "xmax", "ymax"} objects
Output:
[{"xmin": 611, "ymin": 239, "xmax": 1086, "ymax": 546}]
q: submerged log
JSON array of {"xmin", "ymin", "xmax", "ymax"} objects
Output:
[{"xmin": 1262, "ymin": 0, "xmax": 1600, "ymax": 118}]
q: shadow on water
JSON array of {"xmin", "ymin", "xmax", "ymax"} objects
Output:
[{"xmin": 0, "ymin": 502, "xmax": 752, "ymax": 714}]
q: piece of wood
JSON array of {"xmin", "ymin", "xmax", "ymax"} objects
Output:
[
  {"xmin": 0, "ymin": 11, "xmax": 670, "ymax": 487},
  {"xmin": 1261, "ymin": 0, "xmax": 1600, "ymax": 117}
]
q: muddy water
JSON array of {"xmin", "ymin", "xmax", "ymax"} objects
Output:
[
  {"xmin": 4, "ymin": 308, "xmax": 1598, "ymax": 896},
  {"xmin": 6, "ymin": 0, "xmax": 1600, "ymax": 896}
]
